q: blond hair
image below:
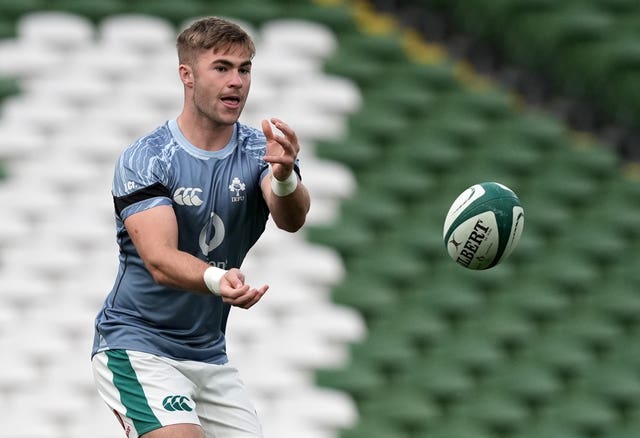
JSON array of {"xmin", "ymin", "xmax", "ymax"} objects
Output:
[{"xmin": 176, "ymin": 17, "xmax": 255, "ymax": 66}]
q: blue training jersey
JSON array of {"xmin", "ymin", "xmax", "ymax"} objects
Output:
[{"xmin": 92, "ymin": 119, "xmax": 296, "ymax": 364}]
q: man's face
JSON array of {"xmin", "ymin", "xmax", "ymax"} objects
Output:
[{"xmin": 189, "ymin": 46, "xmax": 252, "ymax": 127}]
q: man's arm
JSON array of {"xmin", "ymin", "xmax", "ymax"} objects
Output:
[
  {"xmin": 261, "ymin": 118, "xmax": 311, "ymax": 232},
  {"xmin": 125, "ymin": 205, "xmax": 267, "ymax": 308}
]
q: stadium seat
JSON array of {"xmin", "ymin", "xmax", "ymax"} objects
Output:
[
  {"xmin": 0, "ymin": 0, "xmax": 44, "ymax": 20},
  {"xmin": 323, "ymin": 49, "xmax": 388, "ymax": 90},
  {"xmin": 328, "ymin": 273, "xmax": 396, "ymax": 322},
  {"xmin": 199, "ymin": 0, "xmax": 282, "ymax": 26},
  {"xmin": 45, "ymin": 0, "xmax": 127, "ymax": 23},
  {"xmin": 496, "ymin": 280, "xmax": 569, "ymax": 323},
  {"xmin": 402, "ymin": 357, "xmax": 475, "ymax": 404},
  {"xmin": 315, "ymin": 133, "xmax": 380, "ymax": 172},
  {"xmin": 316, "ymin": 357, "xmax": 386, "ymax": 402},
  {"xmin": 518, "ymin": 420, "xmax": 583, "ymax": 438},
  {"xmin": 542, "ymin": 395, "xmax": 617, "ymax": 436},
  {"xmin": 430, "ymin": 331, "xmax": 504, "ymax": 375},
  {"xmin": 586, "ymin": 280, "xmax": 640, "ymax": 325},
  {"xmin": 420, "ymin": 275, "xmax": 484, "ymax": 323},
  {"xmin": 426, "ymin": 418, "xmax": 493, "ymax": 438},
  {"xmin": 487, "ymin": 361, "xmax": 560, "ymax": 405},
  {"xmin": 261, "ymin": 18, "xmax": 337, "ymax": 60},
  {"xmin": 359, "ymin": 384, "xmax": 438, "ymax": 433},
  {"xmin": 583, "ymin": 361, "xmax": 640, "ymax": 407},
  {"xmin": 462, "ymin": 306, "xmax": 535, "ymax": 354},
  {"xmin": 452, "ymin": 390, "xmax": 529, "ymax": 434},
  {"xmin": 99, "ymin": 13, "xmax": 176, "ymax": 53},
  {"xmin": 394, "ymin": 131, "xmax": 463, "ymax": 174},
  {"xmin": 17, "ymin": 11, "xmax": 94, "ymax": 50},
  {"xmin": 553, "ymin": 310, "xmax": 621, "ymax": 356},
  {"xmin": 523, "ymin": 333, "xmax": 593, "ymax": 377},
  {"xmin": 126, "ymin": 0, "xmax": 209, "ymax": 25},
  {"xmin": 271, "ymin": 387, "xmax": 359, "ymax": 432},
  {"xmin": 383, "ymin": 307, "xmax": 447, "ymax": 346},
  {"xmin": 350, "ymin": 326, "xmax": 418, "ymax": 375},
  {"xmin": 340, "ymin": 419, "xmax": 408, "ymax": 438}
]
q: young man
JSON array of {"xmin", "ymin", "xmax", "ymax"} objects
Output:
[{"xmin": 91, "ymin": 17, "xmax": 310, "ymax": 438}]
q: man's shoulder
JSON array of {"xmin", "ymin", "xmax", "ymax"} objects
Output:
[
  {"xmin": 237, "ymin": 122, "xmax": 266, "ymax": 150},
  {"xmin": 126, "ymin": 122, "xmax": 173, "ymax": 154}
]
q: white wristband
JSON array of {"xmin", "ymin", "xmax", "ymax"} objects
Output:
[
  {"xmin": 270, "ymin": 167, "xmax": 298, "ymax": 197},
  {"xmin": 204, "ymin": 266, "xmax": 227, "ymax": 296}
]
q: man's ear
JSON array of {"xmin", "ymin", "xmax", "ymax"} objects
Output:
[{"xmin": 179, "ymin": 64, "xmax": 194, "ymax": 87}]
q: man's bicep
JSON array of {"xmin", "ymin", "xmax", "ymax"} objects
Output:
[{"xmin": 124, "ymin": 205, "xmax": 178, "ymax": 262}]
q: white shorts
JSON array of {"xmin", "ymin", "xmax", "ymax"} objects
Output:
[{"xmin": 92, "ymin": 350, "xmax": 263, "ymax": 438}]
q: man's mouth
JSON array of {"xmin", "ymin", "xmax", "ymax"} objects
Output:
[{"xmin": 221, "ymin": 96, "xmax": 241, "ymax": 108}]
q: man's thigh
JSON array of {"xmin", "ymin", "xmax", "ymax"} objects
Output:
[
  {"xmin": 92, "ymin": 350, "xmax": 201, "ymax": 438},
  {"xmin": 92, "ymin": 350, "xmax": 262, "ymax": 438}
]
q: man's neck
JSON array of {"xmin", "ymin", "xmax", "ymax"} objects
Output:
[{"xmin": 176, "ymin": 112, "xmax": 235, "ymax": 152}]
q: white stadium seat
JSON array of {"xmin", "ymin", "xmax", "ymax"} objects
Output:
[{"xmin": 17, "ymin": 11, "xmax": 94, "ymax": 51}]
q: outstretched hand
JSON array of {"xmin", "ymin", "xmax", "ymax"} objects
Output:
[
  {"xmin": 219, "ymin": 268, "xmax": 268, "ymax": 309},
  {"xmin": 261, "ymin": 118, "xmax": 299, "ymax": 181}
]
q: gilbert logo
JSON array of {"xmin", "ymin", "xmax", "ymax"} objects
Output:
[
  {"xmin": 228, "ymin": 177, "xmax": 246, "ymax": 202},
  {"xmin": 162, "ymin": 395, "xmax": 193, "ymax": 412},
  {"xmin": 174, "ymin": 187, "xmax": 203, "ymax": 206}
]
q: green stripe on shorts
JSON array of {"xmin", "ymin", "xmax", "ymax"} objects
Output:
[{"xmin": 106, "ymin": 350, "xmax": 162, "ymax": 435}]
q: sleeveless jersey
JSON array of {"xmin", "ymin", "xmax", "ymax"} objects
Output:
[{"xmin": 92, "ymin": 119, "xmax": 295, "ymax": 364}]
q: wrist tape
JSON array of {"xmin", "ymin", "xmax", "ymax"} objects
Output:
[
  {"xmin": 270, "ymin": 166, "xmax": 298, "ymax": 197},
  {"xmin": 204, "ymin": 266, "xmax": 227, "ymax": 296}
]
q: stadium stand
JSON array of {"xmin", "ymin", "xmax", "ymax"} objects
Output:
[
  {"xmin": 0, "ymin": 2, "xmax": 363, "ymax": 437},
  {"xmin": 2, "ymin": 1, "xmax": 640, "ymax": 438}
]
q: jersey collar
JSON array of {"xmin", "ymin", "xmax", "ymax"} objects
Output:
[{"xmin": 168, "ymin": 119, "xmax": 237, "ymax": 159}]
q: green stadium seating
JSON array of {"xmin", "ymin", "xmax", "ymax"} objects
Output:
[
  {"xmin": 517, "ymin": 420, "xmax": 583, "ymax": 438},
  {"xmin": 488, "ymin": 361, "xmax": 560, "ymax": 406},
  {"xmin": 427, "ymin": 418, "xmax": 493, "ymax": 438},
  {"xmin": 0, "ymin": 0, "xmax": 44, "ymax": 19},
  {"xmin": 452, "ymin": 389, "xmax": 529, "ymax": 434},
  {"xmin": 316, "ymin": 358, "xmax": 386, "ymax": 402},
  {"xmin": 340, "ymin": 419, "xmax": 409, "ymax": 438},
  {"xmin": 359, "ymin": 384, "xmax": 438, "ymax": 432},
  {"xmin": 430, "ymin": 331, "xmax": 504, "ymax": 375},
  {"xmin": 5, "ymin": 0, "xmax": 639, "ymax": 436},
  {"xmin": 582, "ymin": 362, "xmax": 640, "ymax": 407},
  {"xmin": 523, "ymin": 332, "xmax": 594, "ymax": 377},
  {"xmin": 542, "ymin": 395, "xmax": 617, "ymax": 435},
  {"xmin": 50, "ymin": 0, "xmax": 128, "ymax": 22},
  {"xmin": 401, "ymin": 358, "xmax": 475, "ymax": 404}
]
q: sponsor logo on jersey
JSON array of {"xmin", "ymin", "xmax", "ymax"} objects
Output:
[
  {"xmin": 173, "ymin": 187, "xmax": 203, "ymax": 206},
  {"xmin": 228, "ymin": 177, "xmax": 246, "ymax": 202},
  {"xmin": 199, "ymin": 212, "xmax": 225, "ymax": 255},
  {"xmin": 162, "ymin": 395, "xmax": 193, "ymax": 412}
]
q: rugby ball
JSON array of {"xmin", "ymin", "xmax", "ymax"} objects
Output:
[{"xmin": 443, "ymin": 182, "xmax": 524, "ymax": 270}]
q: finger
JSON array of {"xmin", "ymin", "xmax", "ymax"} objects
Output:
[
  {"xmin": 240, "ymin": 285, "xmax": 269, "ymax": 309},
  {"xmin": 224, "ymin": 269, "xmax": 245, "ymax": 289},
  {"xmin": 271, "ymin": 118, "xmax": 298, "ymax": 145},
  {"xmin": 232, "ymin": 288, "xmax": 260, "ymax": 309},
  {"xmin": 222, "ymin": 284, "xmax": 250, "ymax": 301},
  {"xmin": 262, "ymin": 135, "xmax": 297, "ymax": 162},
  {"xmin": 261, "ymin": 119, "xmax": 274, "ymax": 141}
]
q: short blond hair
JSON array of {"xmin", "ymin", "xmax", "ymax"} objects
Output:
[{"xmin": 176, "ymin": 17, "xmax": 255, "ymax": 66}]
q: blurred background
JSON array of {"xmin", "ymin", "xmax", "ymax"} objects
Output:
[{"xmin": 2, "ymin": 0, "xmax": 640, "ymax": 437}]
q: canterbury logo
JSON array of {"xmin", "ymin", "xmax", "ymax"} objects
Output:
[
  {"xmin": 173, "ymin": 187, "xmax": 203, "ymax": 206},
  {"xmin": 162, "ymin": 395, "xmax": 193, "ymax": 412}
]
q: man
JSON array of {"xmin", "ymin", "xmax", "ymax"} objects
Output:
[{"xmin": 91, "ymin": 16, "xmax": 310, "ymax": 438}]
